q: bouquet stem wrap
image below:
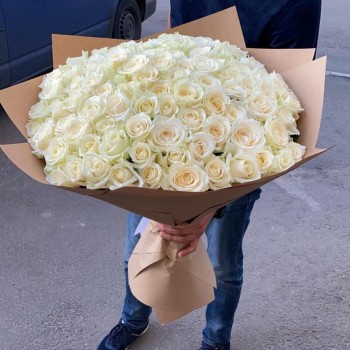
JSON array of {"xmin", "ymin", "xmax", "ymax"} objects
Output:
[{"xmin": 128, "ymin": 221, "xmax": 216, "ymax": 324}]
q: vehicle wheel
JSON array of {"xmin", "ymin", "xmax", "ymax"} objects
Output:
[{"xmin": 113, "ymin": 0, "xmax": 142, "ymax": 40}]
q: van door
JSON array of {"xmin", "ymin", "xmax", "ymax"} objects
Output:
[
  {"xmin": 0, "ymin": 1, "xmax": 10, "ymax": 89},
  {"xmin": 1, "ymin": 0, "xmax": 118, "ymax": 87}
]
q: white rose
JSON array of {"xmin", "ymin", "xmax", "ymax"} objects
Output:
[
  {"xmin": 150, "ymin": 80, "xmax": 172, "ymax": 95},
  {"xmin": 44, "ymin": 137, "xmax": 68, "ymax": 166},
  {"xmin": 104, "ymin": 92, "xmax": 130, "ymax": 122},
  {"xmin": 176, "ymin": 58, "xmax": 193, "ymax": 71},
  {"xmin": 188, "ymin": 132, "xmax": 216, "ymax": 163},
  {"xmin": 205, "ymin": 155, "xmax": 231, "ymax": 190},
  {"xmin": 284, "ymin": 91, "xmax": 303, "ymax": 113},
  {"xmin": 108, "ymin": 46, "xmax": 128, "ymax": 68},
  {"xmin": 165, "ymin": 163, "xmax": 209, "ymax": 192},
  {"xmin": 120, "ymin": 82, "xmax": 145, "ymax": 101},
  {"xmin": 45, "ymin": 166, "xmax": 75, "ymax": 187},
  {"xmin": 26, "ymin": 119, "xmax": 43, "ymax": 138},
  {"xmin": 39, "ymin": 74, "xmax": 64, "ymax": 100},
  {"xmin": 177, "ymin": 107, "xmax": 206, "ymax": 131},
  {"xmin": 157, "ymin": 33, "xmax": 193, "ymax": 50},
  {"xmin": 29, "ymin": 119, "xmax": 55, "ymax": 156},
  {"xmin": 204, "ymin": 87, "xmax": 230, "ymax": 115},
  {"xmin": 111, "ymin": 74, "xmax": 128, "ymax": 89},
  {"xmin": 264, "ymin": 117, "xmax": 290, "ymax": 150},
  {"xmin": 286, "ymin": 142, "xmax": 306, "ymax": 162},
  {"xmin": 134, "ymin": 96, "xmax": 158, "ymax": 117},
  {"xmin": 64, "ymin": 75, "xmax": 86, "ymax": 95},
  {"xmin": 158, "ymin": 93, "xmax": 178, "ymax": 117},
  {"xmin": 129, "ymin": 141, "xmax": 155, "ymax": 168},
  {"xmin": 125, "ymin": 113, "xmax": 152, "ymax": 140},
  {"xmin": 117, "ymin": 54, "xmax": 149, "ymax": 74},
  {"xmin": 174, "ymin": 79, "xmax": 203, "ymax": 106},
  {"xmin": 240, "ymin": 75, "xmax": 258, "ymax": 95},
  {"xmin": 50, "ymin": 99, "xmax": 70, "ymax": 120},
  {"xmin": 191, "ymin": 71, "xmax": 220, "ymax": 88},
  {"xmin": 149, "ymin": 117, "xmax": 187, "ymax": 151},
  {"xmin": 167, "ymin": 49, "xmax": 186, "ymax": 60},
  {"xmin": 275, "ymin": 108, "xmax": 300, "ymax": 135},
  {"xmin": 202, "ymin": 115, "xmax": 231, "ymax": 152},
  {"xmin": 54, "ymin": 114, "xmax": 76, "ymax": 136},
  {"xmin": 94, "ymin": 82, "xmax": 114, "ymax": 97},
  {"xmin": 190, "ymin": 46, "xmax": 212, "ymax": 57},
  {"xmin": 63, "ymin": 117, "xmax": 91, "ymax": 146},
  {"xmin": 242, "ymin": 56, "xmax": 266, "ymax": 71},
  {"xmin": 65, "ymin": 88, "xmax": 88, "ymax": 113},
  {"xmin": 165, "ymin": 147, "xmax": 191, "ymax": 167},
  {"xmin": 139, "ymin": 162, "xmax": 163, "ymax": 189},
  {"xmin": 63, "ymin": 155, "xmax": 85, "ymax": 185},
  {"xmin": 216, "ymin": 41, "xmax": 247, "ymax": 60},
  {"xmin": 270, "ymin": 148, "xmax": 295, "ymax": 173},
  {"xmin": 225, "ymin": 102, "xmax": 247, "ymax": 121},
  {"xmin": 28, "ymin": 100, "xmax": 52, "ymax": 120},
  {"xmin": 84, "ymin": 68, "xmax": 105, "ymax": 87},
  {"xmin": 269, "ymin": 72, "xmax": 303, "ymax": 112},
  {"xmin": 192, "ymin": 36, "xmax": 215, "ymax": 48},
  {"xmin": 98, "ymin": 129, "xmax": 130, "ymax": 161},
  {"xmin": 192, "ymin": 55, "xmax": 222, "ymax": 72},
  {"xmin": 90, "ymin": 47, "xmax": 109, "ymax": 62},
  {"xmin": 108, "ymin": 160, "xmax": 143, "ymax": 190},
  {"xmin": 61, "ymin": 64, "xmax": 84, "ymax": 85},
  {"xmin": 226, "ymin": 152, "xmax": 261, "ymax": 183},
  {"xmin": 217, "ymin": 64, "xmax": 245, "ymax": 80},
  {"xmin": 81, "ymin": 154, "xmax": 111, "ymax": 189},
  {"xmin": 247, "ymin": 92, "xmax": 277, "ymax": 121},
  {"xmin": 229, "ymin": 119, "xmax": 266, "ymax": 150},
  {"xmin": 119, "ymin": 40, "xmax": 138, "ymax": 53},
  {"xmin": 222, "ymin": 79, "xmax": 248, "ymax": 101},
  {"xmin": 253, "ymin": 147, "xmax": 274, "ymax": 176},
  {"xmin": 259, "ymin": 79, "xmax": 279, "ymax": 101},
  {"xmin": 94, "ymin": 117, "xmax": 116, "ymax": 135},
  {"xmin": 78, "ymin": 134, "xmax": 101, "ymax": 156},
  {"xmin": 166, "ymin": 66, "xmax": 191, "ymax": 82},
  {"xmin": 78, "ymin": 96, "xmax": 105, "ymax": 120},
  {"xmin": 132, "ymin": 66, "xmax": 159, "ymax": 88},
  {"xmin": 150, "ymin": 51, "xmax": 175, "ymax": 71}
]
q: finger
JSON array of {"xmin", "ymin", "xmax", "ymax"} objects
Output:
[
  {"xmin": 178, "ymin": 239, "xmax": 199, "ymax": 258},
  {"xmin": 153, "ymin": 223, "xmax": 189, "ymax": 233},
  {"xmin": 157, "ymin": 226, "xmax": 194, "ymax": 236},
  {"xmin": 159, "ymin": 232, "xmax": 198, "ymax": 243}
]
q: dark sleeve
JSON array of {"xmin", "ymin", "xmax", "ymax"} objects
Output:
[
  {"xmin": 170, "ymin": 0, "xmax": 238, "ymax": 27},
  {"xmin": 263, "ymin": 0, "xmax": 322, "ymax": 49}
]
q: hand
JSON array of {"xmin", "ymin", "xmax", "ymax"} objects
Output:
[{"xmin": 154, "ymin": 211, "xmax": 215, "ymax": 258}]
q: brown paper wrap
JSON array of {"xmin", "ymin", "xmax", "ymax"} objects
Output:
[
  {"xmin": 129, "ymin": 221, "xmax": 216, "ymax": 324},
  {"xmin": 0, "ymin": 7, "xmax": 328, "ymax": 323}
]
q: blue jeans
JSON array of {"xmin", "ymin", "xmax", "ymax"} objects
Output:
[{"xmin": 122, "ymin": 189, "xmax": 261, "ymax": 346}]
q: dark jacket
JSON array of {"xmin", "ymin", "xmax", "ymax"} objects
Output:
[{"xmin": 170, "ymin": 0, "xmax": 321, "ymax": 49}]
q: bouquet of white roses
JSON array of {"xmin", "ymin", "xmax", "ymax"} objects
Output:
[
  {"xmin": 0, "ymin": 7, "xmax": 327, "ymax": 324},
  {"xmin": 26, "ymin": 33, "xmax": 306, "ymax": 193}
]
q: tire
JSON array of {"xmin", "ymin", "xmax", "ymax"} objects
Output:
[{"xmin": 113, "ymin": 0, "xmax": 142, "ymax": 40}]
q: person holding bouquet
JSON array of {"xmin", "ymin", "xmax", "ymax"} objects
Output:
[{"xmin": 97, "ymin": 1, "xmax": 322, "ymax": 349}]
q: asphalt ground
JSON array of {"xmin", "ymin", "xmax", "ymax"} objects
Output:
[{"xmin": 0, "ymin": 1, "xmax": 349, "ymax": 349}]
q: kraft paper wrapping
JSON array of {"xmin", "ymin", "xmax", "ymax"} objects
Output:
[
  {"xmin": 129, "ymin": 221, "xmax": 216, "ymax": 324},
  {"xmin": 0, "ymin": 7, "xmax": 328, "ymax": 324}
]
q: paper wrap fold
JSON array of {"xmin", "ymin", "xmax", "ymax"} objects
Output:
[
  {"xmin": 0, "ymin": 7, "xmax": 328, "ymax": 324},
  {"xmin": 129, "ymin": 221, "xmax": 216, "ymax": 324}
]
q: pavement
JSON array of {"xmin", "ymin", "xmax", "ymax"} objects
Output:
[{"xmin": 0, "ymin": 1, "xmax": 349, "ymax": 349}]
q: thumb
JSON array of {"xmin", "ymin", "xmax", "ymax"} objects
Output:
[{"xmin": 178, "ymin": 238, "xmax": 199, "ymax": 258}]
